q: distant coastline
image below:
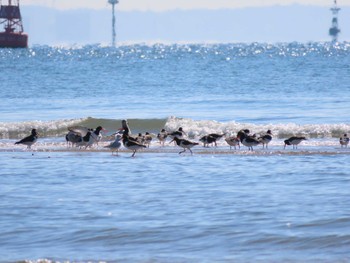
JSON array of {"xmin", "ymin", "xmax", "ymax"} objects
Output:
[{"xmin": 22, "ymin": 5, "xmax": 350, "ymax": 46}]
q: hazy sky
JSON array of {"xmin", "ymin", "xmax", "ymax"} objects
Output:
[{"xmin": 22, "ymin": 0, "xmax": 350, "ymax": 11}]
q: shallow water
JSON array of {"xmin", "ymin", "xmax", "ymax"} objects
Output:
[
  {"xmin": 1, "ymin": 42, "xmax": 350, "ymax": 262},
  {"xmin": 1, "ymin": 151, "xmax": 350, "ymax": 262}
]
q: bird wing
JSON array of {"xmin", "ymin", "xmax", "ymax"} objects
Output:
[{"xmin": 68, "ymin": 126, "xmax": 89, "ymax": 137}]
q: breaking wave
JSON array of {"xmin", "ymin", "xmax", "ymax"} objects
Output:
[{"xmin": 0, "ymin": 116, "xmax": 349, "ymax": 140}]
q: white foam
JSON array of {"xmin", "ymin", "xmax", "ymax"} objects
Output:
[
  {"xmin": 164, "ymin": 116, "xmax": 350, "ymax": 139},
  {"xmin": 0, "ymin": 118, "xmax": 87, "ymax": 139}
]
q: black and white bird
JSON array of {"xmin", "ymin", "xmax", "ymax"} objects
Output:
[
  {"xmin": 122, "ymin": 134, "xmax": 147, "ymax": 157},
  {"xmin": 65, "ymin": 131, "xmax": 81, "ymax": 147},
  {"xmin": 15, "ymin": 129, "xmax": 38, "ymax": 149},
  {"xmin": 104, "ymin": 134, "xmax": 122, "ymax": 155},
  {"xmin": 91, "ymin": 126, "xmax": 106, "ymax": 145},
  {"xmin": 168, "ymin": 127, "xmax": 186, "ymax": 140},
  {"xmin": 225, "ymin": 136, "xmax": 240, "ymax": 150},
  {"xmin": 67, "ymin": 126, "xmax": 105, "ymax": 149},
  {"xmin": 75, "ymin": 131, "xmax": 95, "ymax": 148},
  {"xmin": 199, "ymin": 135, "xmax": 217, "ymax": 147},
  {"xmin": 208, "ymin": 133, "xmax": 225, "ymax": 145},
  {"xmin": 258, "ymin": 130, "xmax": 273, "ymax": 149},
  {"xmin": 237, "ymin": 129, "xmax": 260, "ymax": 151},
  {"xmin": 170, "ymin": 137, "xmax": 199, "ymax": 155},
  {"xmin": 339, "ymin": 134, "xmax": 349, "ymax": 148},
  {"xmin": 284, "ymin": 136, "xmax": 307, "ymax": 149},
  {"xmin": 200, "ymin": 133, "xmax": 225, "ymax": 147}
]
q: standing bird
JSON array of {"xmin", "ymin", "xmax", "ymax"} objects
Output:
[
  {"xmin": 237, "ymin": 130, "xmax": 260, "ymax": 151},
  {"xmin": 120, "ymin": 119, "xmax": 138, "ymax": 141},
  {"xmin": 75, "ymin": 131, "xmax": 94, "ymax": 149},
  {"xmin": 170, "ymin": 137, "xmax": 199, "ymax": 155},
  {"xmin": 121, "ymin": 119, "xmax": 131, "ymax": 136},
  {"xmin": 65, "ymin": 131, "xmax": 81, "ymax": 147},
  {"xmin": 258, "ymin": 130, "xmax": 273, "ymax": 149},
  {"xmin": 157, "ymin": 128, "xmax": 168, "ymax": 146},
  {"xmin": 284, "ymin": 136, "xmax": 307, "ymax": 149},
  {"xmin": 122, "ymin": 134, "xmax": 147, "ymax": 157},
  {"xmin": 91, "ymin": 126, "xmax": 107, "ymax": 145},
  {"xmin": 199, "ymin": 135, "xmax": 217, "ymax": 147},
  {"xmin": 67, "ymin": 126, "xmax": 106, "ymax": 149},
  {"xmin": 143, "ymin": 132, "xmax": 153, "ymax": 147},
  {"xmin": 208, "ymin": 133, "xmax": 225, "ymax": 146},
  {"xmin": 225, "ymin": 136, "xmax": 240, "ymax": 150},
  {"xmin": 15, "ymin": 129, "xmax": 38, "ymax": 149},
  {"xmin": 104, "ymin": 134, "xmax": 122, "ymax": 155},
  {"xmin": 340, "ymin": 134, "xmax": 349, "ymax": 148}
]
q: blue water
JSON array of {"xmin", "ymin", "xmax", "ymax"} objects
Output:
[
  {"xmin": 1, "ymin": 43, "xmax": 350, "ymax": 123},
  {"xmin": 1, "ymin": 42, "xmax": 350, "ymax": 262}
]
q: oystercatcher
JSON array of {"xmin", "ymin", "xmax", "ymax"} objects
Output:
[
  {"xmin": 122, "ymin": 134, "xmax": 147, "ymax": 157},
  {"xmin": 15, "ymin": 129, "xmax": 38, "ymax": 149},
  {"xmin": 65, "ymin": 131, "xmax": 81, "ymax": 147},
  {"xmin": 91, "ymin": 126, "xmax": 106, "ymax": 145},
  {"xmin": 284, "ymin": 136, "xmax": 307, "ymax": 149},
  {"xmin": 237, "ymin": 130, "xmax": 260, "ymax": 151},
  {"xmin": 258, "ymin": 130, "xmax": 273, "ymax": 149},
  {"xmin": 200, "ymin": 133, "xmax": 225, "ymax": 147},
  {"xmin": 170, "ymin": 137, "xmax": 199, "ymax": 155},
  {"xmin": 168, "ymin": 127, "xmax": 186, "ymax": 139},
  {"xmin": 340, "ymin": 134, "xmax": 349, "ymax": 148},
  {"xmin": 67, "ymin": 126, "xmax": 106, "ymax": 148},
  {"xmin": 199, "ymin": 135, "xmax": 217, "ymax": 147}
]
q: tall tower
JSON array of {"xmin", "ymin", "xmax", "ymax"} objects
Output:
[
  {"xmin": 329, "ymin": 0, "xmax": 341, "ymax": 42},
  {"xmin": 108, "ymin": 0, "xmax": 119, "ymax": 46}
]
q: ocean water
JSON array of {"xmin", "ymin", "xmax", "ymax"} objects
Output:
[{"xmin": 1, "ymin": 42, "xmax": 350, "ymax": 262}]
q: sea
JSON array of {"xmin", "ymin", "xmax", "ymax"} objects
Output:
[{"xmin": 0, "ymin": 42, "xmax": 350, "ymax": 262}]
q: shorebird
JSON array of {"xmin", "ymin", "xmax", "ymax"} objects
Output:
[
  {"xmin": 340, "ymin": 134, "xmax": 349, "ymax": 148},
  {"xmin": 67, "ymin": 126, "xmax": 106, "ymax": 148},
  {"xmin": 208, "ymin": 133, "xmax": 225, "ymax": 145},
  {"xmin": 258, "ymin": 130, "xmax": 273, "ymax": 149},
  {"xmin": 199, "ymin": 135, "xmax": 217, "ymax": 147},
  {"xmin": 284, "ymin": 136, "xmax": 307, "ymax": 149},
  {"xmin": 143, "ymin": 132, "xmax": 153, "ymax": 147},
  {"xmin": 122, "ymin": 134, "xmax": 147, "ymax": 157},
  {"xmin": 225, "ymin": 136, "xmax": 240, "ymax": 150},
  {"xmin": 91, "ymin": 126, "xmax": 106, "ymax": 145},
  {"xmin": 170, "ymin": 137, "xmax": 199, "ymax": 155},
  {"xmin": 168, "ymin": 127, "xmax": 186, "ymax": 140},
  {"xmin": 104, "ymin": 134, "xmax": 122, "ymax": 155},
  {"xmin": 237, "ymin": 130, "xmax": 260, "ymax": 151},
  {"xmin": 15, "ymin": 129, "xmax": 38, "ymax": 149},
  {"xmin": 65, "ymin": 131, "xmax": 81, "ymax": 147},
  {"xmin": 157, "ymin": 128, "xmax": 168, "ymax": 146},
  {"xmin": 200, "ymin": 133, "xmax": 225, "ymax": 147}
]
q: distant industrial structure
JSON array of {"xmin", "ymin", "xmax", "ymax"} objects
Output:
[
  {"xmin": 108, "ymin": 0, "xmax": 119, "ymax": 46},
  {"xmin": 0, "ymin": 0, "xmax": 28, "ymax": 48},
  {"xmin": 329, "ymin": 0, "xmax": 341, "ymax": 42}
]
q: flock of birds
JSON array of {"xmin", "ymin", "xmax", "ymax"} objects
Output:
[{"xmin": 14, "ymin": 120, "xmax": 350, "ymax": 157}]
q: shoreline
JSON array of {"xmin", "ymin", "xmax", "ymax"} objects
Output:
[{"xmin": 2, "ymin": 145, "xmax": 350, "ymax": 156}]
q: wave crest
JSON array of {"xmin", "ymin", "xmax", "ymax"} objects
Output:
[{"xmin": 1, "ymin": 116, "xmax": 349, "ymax": 139}]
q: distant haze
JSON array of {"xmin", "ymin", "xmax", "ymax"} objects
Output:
[
  {"xmin": 21, "ymin": 5, "xmax": 350, "ymax": 46},
  {"xmin": 21, "ymin": 0, "xmax": 350, "ymax": 11}
]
